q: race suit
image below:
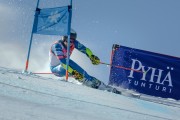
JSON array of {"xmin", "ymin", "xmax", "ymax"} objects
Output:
[{"xmin": 49, "ymin": 39, "xmax": 100, "ymax": 87}]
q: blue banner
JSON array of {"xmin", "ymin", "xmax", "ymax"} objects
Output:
[
  {"xmin": 109, "ymin": 45, "xmax": 180, "ymax": 100},
  {"xmin": 33, "ymin": 6, "xmax": 69, "ymax": 35}
]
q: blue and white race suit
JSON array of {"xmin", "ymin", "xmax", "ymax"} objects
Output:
[{"xmin": 49, "ymin": 39, "xmax": 98, "ymax": 82}]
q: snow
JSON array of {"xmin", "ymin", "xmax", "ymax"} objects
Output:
[{"xmin": 0, "ymin": 67, "xmax": 179, "ymax": 120}]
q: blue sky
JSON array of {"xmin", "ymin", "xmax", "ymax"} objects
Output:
[{"xmin": 0, "ymin": 0, "xmax": 180, "ymax": 83}]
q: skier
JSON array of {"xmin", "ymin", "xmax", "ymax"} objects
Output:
[{"xmin": 49, "ymin": 30, "xmax": 121, "ymax": 94}]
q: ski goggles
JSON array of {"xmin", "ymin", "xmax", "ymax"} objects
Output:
[
  {"xmin": 64, "ymin": 36, "xmax": 75, "ymax": 42},
  {"xmin": 64, "ymin": 39, "xmax": 74, "ymax": 43}
]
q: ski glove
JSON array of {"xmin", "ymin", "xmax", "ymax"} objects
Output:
[
  {"xmin": 90, "ymin": 55, "xmax": 100, "ymax": 65},
  {"xmin": 72, "ymin": 70, "xmax": 83, "ymax": 82}
]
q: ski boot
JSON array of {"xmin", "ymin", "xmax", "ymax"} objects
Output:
[
  {"xmin": 82, "ymin": 78, "xmax": 101, "ymax": 89},
  {"xmin": 83, "ymin": 78, "xmax": 121, "ymax": 94},
  {"xmin": 98, "ymin": 82, "xmax": 121, "ymax": 94}
]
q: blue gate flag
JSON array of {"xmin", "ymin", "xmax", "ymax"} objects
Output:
[
  {"xmin": 109, "ymin": 45, "xmax": 180, "ymax": 100},
  {"xmin": 33, "ymin": 6, "xmax": 69, "ymax": 35}
]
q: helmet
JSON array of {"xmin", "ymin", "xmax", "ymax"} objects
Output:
[{"xmin": 62, "ymin": 29, "xmax": 77, "ymax": 41}]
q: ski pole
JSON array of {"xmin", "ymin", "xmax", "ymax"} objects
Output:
[
  {"xmin": 32, "ymin": 72, "xmax": 61, "ymax": 76},
  {"xmin": 32, "ymin": 72, "xmax": 64, "ymax": 78},
  {"xmin": 32, "ymin": 72, "xmax": 54, "ymax": 74},
  {"xmin": 32, "ymin": 72, "xmax": 78, "ymax": 80},
  {"xmin": 100, "ymin": 62, "xmax": 143, "ymax": 73}
]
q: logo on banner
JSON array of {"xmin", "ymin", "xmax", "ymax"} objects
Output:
[{"xmin": 127, "ymin": 59, "xmax": 173, "ymax": 94}]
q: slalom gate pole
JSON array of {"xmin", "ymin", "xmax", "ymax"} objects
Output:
[
  {"xmin": 25, "ymin": 0, "xmax": 40, "ymax": 71},
  {"xmin": 100, "ymin": 62, "xmax": 143, "ymax": 73},
  {"xmin": 65, "ymin": 0, "xmax": 73, "ymax": 81}
]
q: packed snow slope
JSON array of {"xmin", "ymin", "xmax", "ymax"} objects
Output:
[{"xmin": 0, "ymin": 67, "xmax": 179, "ymax": 120}]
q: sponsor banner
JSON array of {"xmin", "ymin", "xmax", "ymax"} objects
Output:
[{"xmin": 109, "ymin": 45, "xmax": 180, "ymax": 100}]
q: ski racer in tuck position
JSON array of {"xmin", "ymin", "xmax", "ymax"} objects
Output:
[{"xmin": 49, "ymin": 30, "xmax": 120, "ymax": 94}]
